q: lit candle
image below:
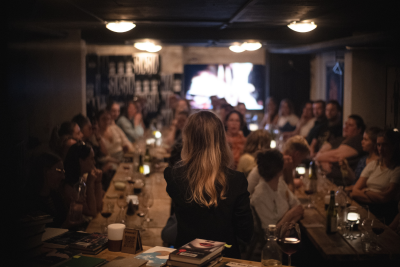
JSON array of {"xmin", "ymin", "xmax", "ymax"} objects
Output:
[
  {"xmin": 270, "ymin": 140, "xmax": 276, "ymax": 148},
  {"xmin": 108, "ymin": 223, "xmax": 126, "ymax": 251},
  {"xmin": 347, "ymin": 212, "xmax": 359, "ymax": 222}
]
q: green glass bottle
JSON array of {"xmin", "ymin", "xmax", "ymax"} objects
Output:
[{"xmin": 326, "ymin": 190, "xmax": 338, "ymax": 234}]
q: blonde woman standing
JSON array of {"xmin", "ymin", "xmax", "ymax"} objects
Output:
[{"xmin": 164, "ymin": 111, "xmax": 253, "ymax": 259}]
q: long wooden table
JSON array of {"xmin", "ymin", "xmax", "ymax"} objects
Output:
[
  {"xmin": 295, "ymin": 176, "xmax": 400, "ymax": 261},
  {"xmin": 86, "ymin": 159, "xmax": 171, "ymax": 247}
]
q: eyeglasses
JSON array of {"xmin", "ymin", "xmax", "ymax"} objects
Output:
[{"xmin": 55, "ymin": 168, "xmax": 65, "ymax": 174}]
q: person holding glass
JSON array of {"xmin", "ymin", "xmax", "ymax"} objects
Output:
[
  {"xmin": 350, "ymin": 129, "xmax": 400, "ymax": 224},
  {"xmin": 250, "ymin": 149, "xmax": 304, "ymax": 230},
  {"xmin": 164, "ymin": 111, "xmax": 253, "ymax": 259}
]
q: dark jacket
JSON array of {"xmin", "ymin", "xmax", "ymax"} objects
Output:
[{"xmin": 164, "ymin": 166, "xmax": 253, "ymax": 259}]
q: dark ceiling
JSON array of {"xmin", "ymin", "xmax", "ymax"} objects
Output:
[{"xmin": 8, "ymin": 0, "xmax": 400, "ymax": 52}]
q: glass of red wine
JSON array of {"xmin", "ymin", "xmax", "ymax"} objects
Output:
[
  {"xmin": 100, "ymin": 201, "xmax": 114, "ymax": 234},
  {"xmin": 371, "ymin": 218, "xmax": 385, "ymax": 251},
  {"xmin": 278, "ymin": 222, "xmax": 301, "ymax": 266}
]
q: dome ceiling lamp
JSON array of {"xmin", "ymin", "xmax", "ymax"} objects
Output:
[
  {"xmin": 229, "ymin": 41, "xmax": 262, "ymax": 53},
  {"xmin": 287, "ymin": 21, "xmax": 317, "ymax": 32},
  {"xmin": 134, "ymin": 40, "xmax": 162, "ymax": 53},
  {"xmin": 106, "ymin": 21, "xmax": 136, "ymax": 33}
]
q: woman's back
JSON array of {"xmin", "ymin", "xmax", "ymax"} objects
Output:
[{"xmin": 164, "ymin": 166, "xmax": 253, "ymax": 259}]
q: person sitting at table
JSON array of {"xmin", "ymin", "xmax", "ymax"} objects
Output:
[
  {"xmin": 315, "ymin": 114, "xmax": 366, "ymax": 186},
  {"xmin": 225, "ymin": 110, "xmax": 247, "ymax": 169},
  {"xmin": 339, "ymin": 126, "xmax": 381, "ymax": 188},
  {"xmin": 277, "ymin": 99, "xmax": 299, "ymax": 133},
  {"xmin": 259, "ymin": 97, "xmax": 279, "ymax": 131},
  {"xmin": 236, "ymin": 102, "xmax": 250, "ymax": 137},
  {"xmin": 165, "ymin": 111, "xmax": 189, "ymax": 147},
  {"xmin": 26, "ymin": 152, "xmax": 68, "ymax": 228},
  {"xmin": 63, "ymin": 142, "xmax": 104, "ymax": 220},
  {"xmin": 49, "ymin": 121, "xmax": 82, "ymax": 158},
  {"xmin": 350, "ymin": 129, "xmax": 400, "ymax": 224},
  {"xmin": 116, "ymin": 100, "xmax": 144, "ymax": 142},
  {"xmin": 237, "ymin": 130, "xmax": 271, "ymax": 177},
  {"xmin": 219, "ymin": 103, "xmax": 234, "ymax": 124},
  {"xmin": 247, "ymin": 135, "xmax": 310, "ymax": 194},
  {"xmin": 106, "ymin": 100, "xmax": 121, "ymax": 124},
  {"xmin": 93, "ymin": 110, "xmax": 133, "ymax": 163},
  {"xmin": 164, "ymin": 111, "xmax": 253, "ymax": 259},
  {"xmin": 282, "ymin": 101, "xmax": 315, "ymax": 140},
  {"xmin": 250, "ymin": 149, "xmax": 304, "ymax": 229}
]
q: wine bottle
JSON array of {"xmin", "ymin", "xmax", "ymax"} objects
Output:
[
  {"xmin": 326, "ymin": 190, "xmax": 338, "ymax": 234},
  {"xmin": 309, "ymin": 160, "xmax": 317, "ymax": 180},
  {"xmin": 262, "ymin": 224, "xmax": 282, "ymax": 267},
  {"xmin": 137, "ymin": 155, "xmax": 144, "ymax": 174},
  {"xmin": 143, "ymin": 147, "xmax": 151, "ymax": 176}
]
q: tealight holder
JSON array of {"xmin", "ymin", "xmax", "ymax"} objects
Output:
[{"xmin": 346, "ymin": 206, "xmax": 360, "ymax": 240}]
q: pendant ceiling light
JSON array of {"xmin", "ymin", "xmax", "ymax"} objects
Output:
[
  {"xmin": 241, "ymin": 42, "xmax": 262, "ymax": 51},
  {"xmin": 134, "ymin": 41, "xmax": 162, "ymax": 53},
  {"xmin": 229, "ymin": 44, "xmax": 245, "ymax": 53},
  {"xmin": 106, "ymin": 21, "xmax": 136, "ymax": 33},
  {"xmin": 287, "ymin": 21, "xmax": 317, "ymax": 32}
]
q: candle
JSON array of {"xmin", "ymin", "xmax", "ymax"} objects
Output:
[
  {"xmin": 108, "ymin": 223, "xmax": 126, "ymax": 251},
  {"xmin": 297, "ymin": 167, "xmax": 306, "ymax": 175},
  {"xmin": 347, "ymin": 212, "xmax": 359, "ymax": 222}
]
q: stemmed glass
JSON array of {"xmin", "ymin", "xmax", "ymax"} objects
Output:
[
  {"xmin": 100, "ymin": 201, "xmax": 114, "ymax": 234},
  {"xmin": 278, "ymin": 222, "xmax": 301, "ymax": 266},
  {"xmin": 140, "ymin": 188, "xmax": 154, "ymax": 223},
  {"xmin": 302, "ymin": 175, "xmax": 317, "ymax": 209},
  {"xmin": 346, "ymin": 206, "xmax": 359, "ymax": 240},
  {"xmin": 116, "ymin": 193, "xmax": 128, "ymax": 224},
  {"xmin": 371, "ymin": 218, "xmax": 385, "ymax": 251}
]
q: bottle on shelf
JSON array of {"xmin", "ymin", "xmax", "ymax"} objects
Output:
[
  {"xmin": 326, "ymin": 190, "xmax": 338, "ymax": 234},
  {"xmin": 262, "ymin": 224, "xmax": 282, "ymax": 267}
]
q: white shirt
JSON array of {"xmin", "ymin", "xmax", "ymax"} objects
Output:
[
  {"xmin": 247, "ymin": 166, "xmax": 262, "ymax": 195},
  {"xmin": 277, "ymin": 114, "xmax": 299, "ymax": 128},
  {"xmin": 361, "ymin": 161, "xmax": 400, "ymax": 192},
  {"xmin": 299, "ymin": 117, "xmax": 316, "ymax": 137},
  {"xmin": 250, "ymin": 175, "xmax": 300, "ymax": 229}
]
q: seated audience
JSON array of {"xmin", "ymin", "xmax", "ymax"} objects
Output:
[
  {"xmin": 306, "ymin": 100, "xmax": 327, "ymax": 148},
  {"xmin": 339, "ymin": 127, "xmax": 381, "ymax": 186},
  {"xmin": 174, "ymin": 99, "xmax": 190, "ymax": 118},
  {"xmin": 116, "ymin": 101, "xmax": 144, "ymax": 142},
  {"xmin": 310, "ymin": 100, "xmax": 342, "ymax": 156},
  {"xmin": 210, "ymin": 95, "xmax": 221, "ymax": 116},
  {"xmin": 164, "ymin": 111, "xmax": 253, "ymax": 259},
  {"xmin": 165, "ymin": 111, "xmax": 189, "ymax": 147},
  {"xmin": 315, "ymin": 115, "xmax": 366, "ymax": 186},
  {"xmin": 225, "ymin": 110, "xmax": 247, "ymax": 169},
  {"xmin": 250, "ymin": 149, "xmax": 304, "ymax": 229},
  {"xmin": 236, "ymin": 102, "xmax": 250, "ymax": 137},
  {"xmin": 277, "ymin": 99, "xmax": 299, "ymax": 133},
  {"xmin": 282, "ymin": 101, "xmax": 315, "ymax": 140},
  {"xmin": 260, "ymin": 97, "xmax": 279, "ymax": 130},
  {"xmin": 220, "ymin": 103, "xmax": 234, "ymax": 123},
  {"xmin": 237, "ymin": 130, "xmax": 271, "ymax": 177},
  {"xmin": 350, "ymin": 129, "xmax": 400, "ymax": 223},
  {"xmin": 248, "ymin": 135, "xmax": 310, "ymax": 194},
  {"xmin": 27, "ymin": 153, "xmax": 68, "ymax": 228},
  {"xmin": 63, "ymin": 142, "xmax": 103, "ymax": 219},
  {"xmin": 94, "ymin": 110, "xmax": 133, "ymax": 163},
  {"xmin": 106, "ymin": 101, "xmax": 121, "ymax": 124},
  {"xmin": 49, "ymin": 121, "xmax": 82, "ymax": 158},
  {"xmin": 53, "ymin": 135, "xmax": 77, "ymax": 160}
]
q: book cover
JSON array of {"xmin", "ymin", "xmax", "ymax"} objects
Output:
[
  {"xmin": 42, "ymin": 228, "xmax": 69, "ymax": 242},
  {"xmin": 135, "ymin": 246, "xmax": 177, "ymax": 267},
  {"xmin": 166, "ymin": 253, "xmax": 222, "ymax": 267},
  {"xmin": 69, "ymin": 233, "xmax": 108, "ymax": 252},
  {"xmin": 57, "ymin": 255, "xmax": 106, "ymax": 267},
  {"xmin": 44, "ymin": 232, "xmax": 91, "ymax": 249},
  {"xmin": 102, "ymin": 256, "xmax": 148, "ymax": 267},
  {"xmin": 169, "ymin": 239, "xmax": 225, "ymax": 264}
]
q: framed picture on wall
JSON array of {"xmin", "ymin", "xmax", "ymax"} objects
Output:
[
  {"xmin": 326, "ymin": 62, "xmax": 344, "ymax": 107},
  {"xmin": 385, "ymin": 66, "xmax": 400, "ymax": 129}
]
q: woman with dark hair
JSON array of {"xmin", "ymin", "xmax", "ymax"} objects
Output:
[
  {"xmin": 59, "ymin": 121, "xmax": 83, "ymax": 141},
  {"xmin": 49, "ymin": 121, "xmax": 82, "ymax": 158},
  {"xmin": 277, "ymin": 99, "xmax": 299, "ymax": 133},
  {"xmin": 282, "ymin": 101, "xmax": 315, "ymax": 139},
  {"xmin": 250, "ymin": 149, "xmax": 303, "ymax": 229},
  {"xmin": 350, "ymin": 129, "xmax": 400, "ymax": 223},
  {"xmin": 225, "ymin": 110, "xmax": 247, "ymax": 169},
  {"xmin": 164, "ymin": 111, "xmax": 253, "ymax": 259},
  {"xmin": 237, "ymin": 130, "xmax": 271, "ymax": 177},
  {"xmin": 116, "ymin": 101, "xmax": 144, "ymax": 142},
  {"xmin": 260, "ymin": 97, "xmax": 279, "ymax": 130},
  {"xmin": 27, "ymin": 153, "xmax": 68, "ymax": 228},
  {"xmin": 63, "ymin": 142, "xmax": 103, "ymax": 219}
]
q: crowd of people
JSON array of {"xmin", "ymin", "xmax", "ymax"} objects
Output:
[{"xmin": 24, "ymin": 93, "xmax": 400, "ymax": 258}]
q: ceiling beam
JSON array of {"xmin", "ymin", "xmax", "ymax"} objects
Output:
[{"xmin": 220, "ymin": 0, "xmax": 259, "ymax": 29}]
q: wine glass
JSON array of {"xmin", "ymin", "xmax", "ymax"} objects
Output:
[
  {"xmin": 302, "ymin": 175, "xmax": 317, "ymax": 209},
  {"xmin": 116, "ymin": 193, "xmax": 128, "ymax": 224},
  {"xmin": 140, "ymin": 188, "xmax": 154, "ymax": 223},
  {"xmin": 346, "ymin": 206, "xmax": 359, "ymax": 240},
  {"xmin": 278, "ymin": 222, "xmax": 301, "ymax": 266},
  {"xmin": 100, "ymin": 201, "xmax": 114, "ymax": 233},
  {"xmin": 371, "ymin": 218, "xmax": 385, "ymax": 251}
]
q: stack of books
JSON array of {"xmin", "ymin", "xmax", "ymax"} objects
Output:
[
  {"xmin": 167, "ymin": 239, "xmax": 225, "ymax": 267},
  {"xmin": 44, "ymin": 231, "xmax": 108, "ymax": 255}
]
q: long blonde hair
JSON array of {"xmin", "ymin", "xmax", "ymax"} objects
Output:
[{"xmin": 180, "ymin": 111, "xmax": 233, "ymax": 207}]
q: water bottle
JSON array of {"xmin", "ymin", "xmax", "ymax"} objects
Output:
[{"xmin": 262, "ymin": 224, "xmax": 282, "ymax": 267}]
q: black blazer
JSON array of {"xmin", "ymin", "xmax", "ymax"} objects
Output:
[{"xmin": 164, "ymin": 166, "xmax": 253, "ymax": 259}]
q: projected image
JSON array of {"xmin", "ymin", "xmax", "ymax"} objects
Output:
[{"xmin": 184, "ymin": 63, "xmax": 265, "ymax": 110}]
